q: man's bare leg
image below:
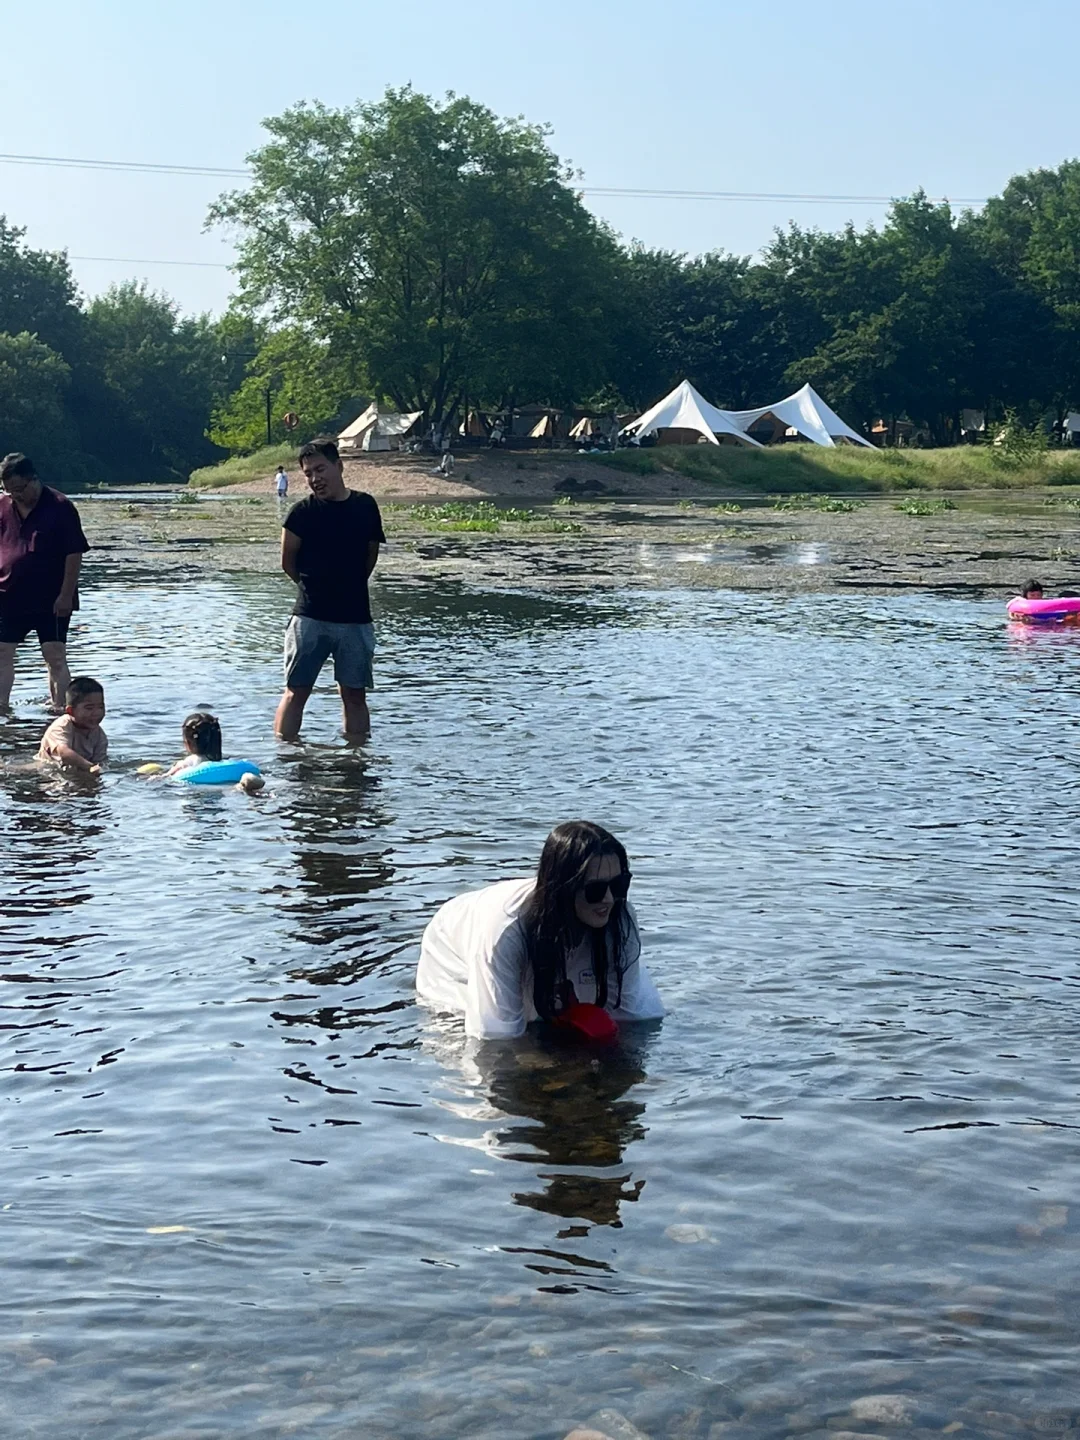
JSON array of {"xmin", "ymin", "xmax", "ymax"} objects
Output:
[
  {"xmin": 275, "ymin": 685, "xmax": 311, "ymax": 741},
  {"xmin": 0, "ymin": 643, "xmax": 16, "ymax": 708},
  {"xmin": 339, "ymin": 685, "xmax": 370, "ymax": 742},
  {"xmin": 40, "ymin": 642, "xmax": 71, "ymax": 711}
]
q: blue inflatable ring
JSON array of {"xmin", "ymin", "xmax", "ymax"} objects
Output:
[{"xmin": 173, "ymin": 759, "xmax": 262, "ymax": 786}]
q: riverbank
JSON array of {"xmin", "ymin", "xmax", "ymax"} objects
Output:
[
  {"xmin": 79, "ymin": 489, "xmax": 1080, "ymax": 597},
  {"xmin": 189, "ymin": 441, "xmax": 1080, "ymax": 500}
]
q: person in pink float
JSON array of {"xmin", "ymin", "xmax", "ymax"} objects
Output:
[{"xmin": 416, "ymin": 821, "xmax": 665, "ymax": 1040}]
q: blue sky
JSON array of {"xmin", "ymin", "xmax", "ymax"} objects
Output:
[{"xmin": 3, "ymin": 0, "xmax": 1077, "ymax": 315}]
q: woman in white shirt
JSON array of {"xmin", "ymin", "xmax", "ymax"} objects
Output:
[{"xmin": 416, "ymin": 821, "xmax": 664, "ymax": 1039}]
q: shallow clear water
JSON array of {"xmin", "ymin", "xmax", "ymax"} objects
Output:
[{"xmin": 3, "ymin": 571, "xmax": 1080, "ymax": 1439}]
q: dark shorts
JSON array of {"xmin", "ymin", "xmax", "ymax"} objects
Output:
[{"xmin": 0, "ymin": 613, "xmax": 71, "ymax": 646}]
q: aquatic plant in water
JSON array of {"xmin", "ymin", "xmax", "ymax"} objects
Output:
[
  {"xmin": 409, "ymin": 501, "xmax": 501, "ymax": 523},
  {"xmin": 770, "ymin": 493, "xmax": 816, "ymax": 511},
  {"xmin": 815, "ymin": 497, "xmax": 864, "ymax": 513},
  {"xmin": 894, "ymin": 497, "xmax": 957, "ymax": 516},
  {"xmin": 537, "ymin": 518, "xmax": 583, "ymax": 534},
  {"xmin": 403, "ymin": 501, "xmax": 576, "ymax": 534}
]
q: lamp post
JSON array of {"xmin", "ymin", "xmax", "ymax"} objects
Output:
[{"xmin": 221, "ymin": 351, "xmax": 274, "ymax": 447}]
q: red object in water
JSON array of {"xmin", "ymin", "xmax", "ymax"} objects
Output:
[{"xmin": 556, "ymin": 1002, "xmax": 619, "ymax": 1044}]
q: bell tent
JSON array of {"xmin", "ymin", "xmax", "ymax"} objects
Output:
[{"xmin": 338, "ymin": 403, "xmax": 422, "ymax": 453}]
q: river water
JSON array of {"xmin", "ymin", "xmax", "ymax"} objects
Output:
[{"xmin": 2, "ymin": 567, "xmax": 1079, "ymax": 1439}]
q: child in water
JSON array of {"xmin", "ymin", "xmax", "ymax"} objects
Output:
[
  {"xmin": 164, "ymin": 711, "xmax": 264, "ymax": 792},
  {"xmin": 1021, "ymin": 579, "xmax": 1044, "ymax": 599},
  {"xmin": 38, "ymin": 676, "xmax": 108, "ymax": 773}
]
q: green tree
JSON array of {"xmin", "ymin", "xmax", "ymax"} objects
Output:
[
  {"xmin": 765, "ymin": 196, "xmax": 988, "ymax": 438},
  {"xmin": 0, "ymin": 331, "xmax": 72, "ymax": 465},
  {"xmin": 210, "ymin": 86, "xmax": 619, "ymax": 422},
  {"xmin": 971, "ymin": 161, "xmax": 1080, "ymax": 409},
  {"xmin": 82, "ymin": 283, "xmax": 226, "ymax": 478},
  {"xmin": 0, "ymin": 220, "xmax": 82, "ymax": 356},
  {"xmin": 609, "ymin": 246, "xmax": 788, "ymax": 410},
  {"xmin": 209, "ymin": 326, "xmax": 364, "ymax": 452}
]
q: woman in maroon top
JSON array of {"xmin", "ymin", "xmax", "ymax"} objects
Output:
[{"xmin": 0, "ymin": 453, "xmax": 90, "ymax": 710}]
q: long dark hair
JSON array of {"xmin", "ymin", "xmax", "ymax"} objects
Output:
[
  {"xmin": 182, "ymin": 711, "xmax": 222, "ymax": 761},
  {"xmin": 522, "ymin": 821, "xmax": 637, "ymax": 1021}
]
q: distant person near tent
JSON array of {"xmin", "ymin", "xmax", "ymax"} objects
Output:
[{"xmin": 434, "ymin": 444, "xmax": 455, "ymax": 478}]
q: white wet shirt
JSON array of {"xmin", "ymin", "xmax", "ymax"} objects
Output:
[{"xmin": 416, "ymin": 877, "xmax": 665, "ymax": 1039}]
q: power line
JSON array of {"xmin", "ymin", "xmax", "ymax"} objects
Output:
[
  {"xmin": 70, "ymin": 254, "xmax": 231, "ymax": 268},
  {"xmin": 0, "ymin": 152, "xmax": 248, "ymax": 178},
  {"xmin": 582, "ymin": 186, "xmax": 988, "ymax": 205},
  {"xmin": 0, "ymin": 149, "xmax": 987, "ymax": 205}
]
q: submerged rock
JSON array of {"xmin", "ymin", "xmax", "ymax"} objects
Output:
[
  {"xmin": 1038, "ymin": 1205, "xmax": 1068, "ymax": 1230},
  {"xmin": 664, "ymin": 1224, "xmax": 713, "ymax": 1244},
  {"xmin": 583, "ymin": 1408, "xmax": 653, "ymax": 1440},
  {"xmin": 847, "ymin": 1393, "xmax": 916, "ymax": 1426}
]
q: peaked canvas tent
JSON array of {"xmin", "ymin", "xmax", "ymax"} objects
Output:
[
  {"xmin": 621, "ymin": 380, "xmax": 763, "ymax": 448},
  {"xmin": 459, "ymin": 409, "xmax": 490, "ymax": 438},
  {"xmin": 724, "ymin": 384, "xmax": 872, "ymax": 449},
  {"xmin": 338, "ymin": 403, "xmax": 422, "ymax": 453}
]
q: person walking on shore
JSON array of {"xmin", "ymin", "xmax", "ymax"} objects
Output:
[
  {"xmin": 0, "ymin": 452, "xmax": 90, "ymax": 710},
  {"xmin": 275, "ymin": 465, "xmax": 288, "ymax": 499},
  {"xmin": 274, "ymin": 438, "xmax": 385, "ymax": 742}
]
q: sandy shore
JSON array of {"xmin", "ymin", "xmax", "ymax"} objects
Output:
[{"xmin": 214, "ymin": 449, "xmax": 721, "ymax": 501}]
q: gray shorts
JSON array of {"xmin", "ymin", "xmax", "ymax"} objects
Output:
[{"xmin": 283, "ymin": 616, "xmax": 375, "ymax": 691}]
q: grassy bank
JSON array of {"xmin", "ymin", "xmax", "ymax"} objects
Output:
[
  {"xmin": 590, "ymin": 443, "xmax": 1080, "ymax": 493},
  {"xmin": 189, "ymin": 443, "xmax": 296, "ymax": 490}
]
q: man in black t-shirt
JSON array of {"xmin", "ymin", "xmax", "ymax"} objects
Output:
[{"xmin": 274, "ymin": 437, "xmax": 386, "ymax": 741}]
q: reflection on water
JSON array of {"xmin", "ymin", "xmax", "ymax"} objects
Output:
[
  {"xmin": 637, "ymin": 539, "xmax": 832, "ymax": 568},
  {"xmin": 4, "ymin": 575, "xmax": 1080, "ymax": 1437},
  {"xmin": 467, "ymin": 1035, "xmax": 652, "ymax": 1228}
]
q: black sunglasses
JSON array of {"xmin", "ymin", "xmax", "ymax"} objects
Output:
[{"xmin": 581, "ymin": 870, "xmax": 632, "ymax": 905}]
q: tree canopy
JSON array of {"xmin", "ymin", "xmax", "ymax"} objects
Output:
[
  {"xmin": 7, "ymin": 90, "xmax": 1080, "ymax": 478},
  {"xmin": 212, "ymin": 93, "xmax": 1080, "ymax": 446},
  {"xmin": 210, "ymin": 86, "xmax": 619, "ymax": 424},
  {"xmin": 0, "ymin": 223, "xmax": 238, "ymax": 481}
]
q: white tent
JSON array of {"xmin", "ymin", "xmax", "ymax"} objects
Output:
[
  {"xmin": 621, "ymin": 380, "xmax": 763, "ymax": 448},
  {"xmin": 724, "ymin": 384, "xmax": 872, "ymax": 449},
  {"xmin": 339, "ymin": 403, "xmax": 422, "ymax": 453}
]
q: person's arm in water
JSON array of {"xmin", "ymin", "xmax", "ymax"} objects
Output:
[
  {"xmin": 54, "ymin": 553, "xmax": 82, "ymax": 616},
  {"xmin": 163, "ymin": 754, "xmax": 200, "ymax": 777},
  {"xmin": 44, "ymin": 740, "xmax": 99, "ymax": 774},
  {"xmin": 281, "ymin": 528, "xmax": 301, "ymax": 585}
]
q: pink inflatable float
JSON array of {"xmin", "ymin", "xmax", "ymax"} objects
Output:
[{"xmin": 1007, "ymin": 595, "xmax": 1080, "ymax": 624}]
